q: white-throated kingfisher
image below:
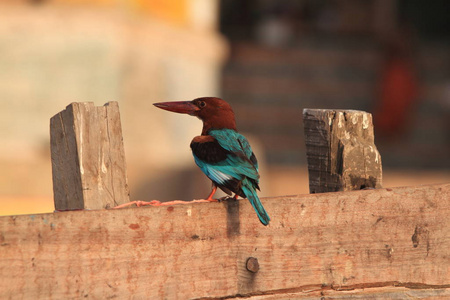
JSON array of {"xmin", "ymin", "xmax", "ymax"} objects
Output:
[{"xmin": 153, "ymin": 97, "xmax": 270, "ymax": 226}]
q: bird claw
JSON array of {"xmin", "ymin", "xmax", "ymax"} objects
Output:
[{"xmin": 218, "ymin": 196, "xmax": 238, "ymax": 202}]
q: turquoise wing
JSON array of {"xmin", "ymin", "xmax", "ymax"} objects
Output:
[
  {"xmin": 191, "ymin": 129, "xmax": 270, "ymax": 225},
  {"xmin": 209, "ymin": 129, "xmax": 259, "ymax": 173}
]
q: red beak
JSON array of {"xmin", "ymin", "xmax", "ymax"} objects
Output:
[{"xmin": 153, "ymin": 101, "xmax": 199, "ymax": 116}]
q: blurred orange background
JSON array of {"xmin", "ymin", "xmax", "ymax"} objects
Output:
[{"xmin": 0, "ymin": 0, "xmax": 449, "ymax": 216}]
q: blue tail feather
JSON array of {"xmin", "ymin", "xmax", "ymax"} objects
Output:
[{"xmin": 242, "ymin": 180, "xmax": 270, "ymax": 226}]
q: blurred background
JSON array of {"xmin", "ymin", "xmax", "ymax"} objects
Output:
[{"xmin": 0, "ymin": 0, "xmax": 449, "ymax": 216}]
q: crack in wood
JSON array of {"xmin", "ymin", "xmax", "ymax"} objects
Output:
[
  {"xmin": 104, "ymin": 105, "xmax": 117, "ymax": 207},
  {"xmin": 194, "ymin": 281, "xmax": 450, "ymax": 299}
]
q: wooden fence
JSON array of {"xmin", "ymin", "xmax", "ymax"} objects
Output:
[{"xmin": 0, "ymin": 102, "xmax": 448, "ymax": 299}]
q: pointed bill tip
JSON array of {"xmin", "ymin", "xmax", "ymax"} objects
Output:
[
  {"xmin": 153, "ymin": 101, "xmax": 199, "ymax": 115},
  {"xmin": 153, "ymin": 102, "xmax": 167, "ymax": 108}
]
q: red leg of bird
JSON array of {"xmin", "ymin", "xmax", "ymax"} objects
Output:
[
  {"xmin": 205, "ymin": 185, "xmax": 218, "ymax": 202},
  {"xmin": 233, "ymin": 194, "xmax": 239, "ymax": 200}
]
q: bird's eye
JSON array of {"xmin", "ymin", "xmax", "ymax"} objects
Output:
[{"xmin": 199, "ymin": 101, "xmax": 206, "ymax": 108}]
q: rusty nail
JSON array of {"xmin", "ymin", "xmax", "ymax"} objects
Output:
[{"xmin": 246, "ymin": 257, "xmax": 259, "ymax": 273}]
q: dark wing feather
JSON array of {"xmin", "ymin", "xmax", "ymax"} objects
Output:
[{"xmin": 190, "ymin": 138, "xmax": 229, "ymax": 164}]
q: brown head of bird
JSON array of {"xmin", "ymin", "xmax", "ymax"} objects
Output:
[{"xmin": 154, "ymin": 97, "xmax": 237, "ymax": 135}]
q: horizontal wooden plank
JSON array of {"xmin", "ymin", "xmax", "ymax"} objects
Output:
[{"xmin": 1, "ymin": 183, "xmax": 449, "ymax": 299}]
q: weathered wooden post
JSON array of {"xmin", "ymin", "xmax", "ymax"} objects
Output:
[
  {"xmin": 50, "ymin": 102, "xmax": 130, "ymax": 210},
  {"xmin": 303, "ymin": 109, "xmax": 382, "ymax": 193},
  {"xmin": 0, "ymin": 103, "xmax": 449, "ymax": 299}
]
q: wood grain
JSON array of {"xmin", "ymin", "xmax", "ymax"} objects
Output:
[
  {"xmin": 303, "ymin": 109, "xmax": 382, "ymax": 193},
  {"xmin": 50, "ymin": 102, "xmax": 130, "ymax": 210},
  {"xmin": 1, "ymin": 183, "xmax": 449, "ymax": 299}
]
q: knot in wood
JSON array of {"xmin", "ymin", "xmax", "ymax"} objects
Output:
[{"xmin": 246, "ymin": 257, "xmax": 259, "ymax": 273}]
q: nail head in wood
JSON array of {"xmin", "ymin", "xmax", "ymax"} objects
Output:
[{"xmin": 246, "ymin": 257, "xmax": 259, "ymax": 273}]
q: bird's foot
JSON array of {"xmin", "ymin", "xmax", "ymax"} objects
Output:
[
  {"xmin": 218, "ymin": 196, "xmax": 232, "ymax": 202},
  {"xmin": 217, "ymin": 195, "xmax": 241, "ymax": 202}
]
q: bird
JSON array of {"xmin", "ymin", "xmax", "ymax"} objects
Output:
[{"xmin": 153, "ymin": 97, "xmax": 270, "ymax": 226}]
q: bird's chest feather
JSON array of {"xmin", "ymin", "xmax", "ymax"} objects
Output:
[{"xmin": 190, "ymin": 135, "xmax": 229, "ymax": 164}]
